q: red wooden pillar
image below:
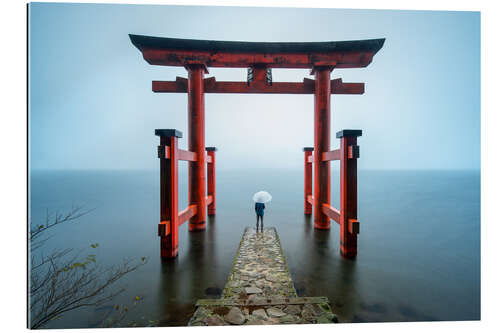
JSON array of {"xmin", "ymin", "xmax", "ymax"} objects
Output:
[
  {"xmin": 206, "ymin": 147, "xmax": 217, "ymax": 215},
  {"xmin": 155, "ymin": 129, "xmax": 182, "ymax": 259},
  {"xmin": 186, "ymin": 64, "xmax": 207, "ymax": 231},
  {"xmin": 303, "ymin": 147, "xmax": 313, "ymax": 214},
  {"xmin": 313, "ymin": 66, "xmax": 333, "ymax": 229},
  {"xmin": 338, "ymin": 129, "xmax": 362, "ymax": 258}
]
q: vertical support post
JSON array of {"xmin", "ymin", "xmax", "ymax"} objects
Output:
[
  {"xmin": 206, "ymin": 147, "xmax": 217, "ymax": 215},
  {"xmin": 250, "ymin": 64, "xmax": 268, "ymax": 84},
  {"xmin": 155, "ymin": 129, "xmax": 182, "ymax": 259},
  {"xmin": 313, "ymin": 66, "xmax": 333, "ymax": 229},
  {"xmin": 186, "ymin": 64, "xmax": 208, "ymax": 231},
  {"xmin": 337, "ymin": 129, "xmax": 362, "ymax": 259},
  {"xmin": 303, "ymin": 147, "xmax": 313, "ymax": 214}
]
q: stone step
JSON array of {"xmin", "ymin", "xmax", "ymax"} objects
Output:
[{"xmin": 196, "ymin": 296, "xmax": 330, "ymax": 307}]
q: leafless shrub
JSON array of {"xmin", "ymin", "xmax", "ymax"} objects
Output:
[{"xmin": 28, "ymin": 206, "xmax": 148, "ymax": 329}]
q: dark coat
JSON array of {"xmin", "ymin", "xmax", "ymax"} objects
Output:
[{"xmin": 255, "ymin": 202, "xmax": 265, "ymax": 216}]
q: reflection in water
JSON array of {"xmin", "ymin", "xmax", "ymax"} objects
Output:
[
  {"xmin": 298, "ymin": 215, "xmax": 359, "ymax": 322},
  {"xmin": 335, "ymin": 253, "xmax": 359, "ymax": 322},
  {"xmin": 158, "ymin": 217, "xmax": 219, "ymax": 326},
  {"xmin": 30, "ymin": 170, "xmax": 480, "ymax": 327},
  {"xmin": 158, "ymin": 257, "xmax": 183, "ymax": 325}
]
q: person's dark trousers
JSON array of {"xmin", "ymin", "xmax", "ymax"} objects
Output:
[{"xmin": 256, "ymin": 215, "xmax": 264, "ymax": 232}]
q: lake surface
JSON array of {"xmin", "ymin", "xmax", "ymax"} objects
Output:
[{"xmin": 29, "ymin": 169, "xmax": 480, "ymax": 328}]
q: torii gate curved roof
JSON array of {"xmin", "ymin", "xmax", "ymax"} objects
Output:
[{"xmin": 129, "ymin": 34, "xmax": 385, "ymax": 69}]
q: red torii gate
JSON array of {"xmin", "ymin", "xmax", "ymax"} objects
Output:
[{"xmin": 130, "ymin": 34, "xmax": 384, "ymax": 259}]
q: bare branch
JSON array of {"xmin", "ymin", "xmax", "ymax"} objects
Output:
[
  {"xmin": 29, "ymin": 207, "xmax": 148, "ymax": 329},
  {"xmin": 29, "ymin": 206, "xmax": 95, "ymax": 243}
]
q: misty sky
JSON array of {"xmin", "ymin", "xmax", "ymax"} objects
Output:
[{"xmin": 28, "ymin": 3, "xmax": 480, "ymax": 170}]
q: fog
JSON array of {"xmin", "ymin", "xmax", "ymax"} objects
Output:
[{"xmin": 29, "ymin": 3, "xmax": 480, "ymax": 170}]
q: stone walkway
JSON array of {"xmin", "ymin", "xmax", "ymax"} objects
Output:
[{"xmin": 188, "ymin": 227, "xmax": 339, "ymax": 326}]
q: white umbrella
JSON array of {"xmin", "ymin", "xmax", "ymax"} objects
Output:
[{"xmin": 253, "ymin": 191, "xmax": 272, "ymax": 203}]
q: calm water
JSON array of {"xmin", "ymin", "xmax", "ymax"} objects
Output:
[{"xmin": 29, "ymin": 169, "xmax": 480, "ymax": 328}]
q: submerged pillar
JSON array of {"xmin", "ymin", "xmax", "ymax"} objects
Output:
[
  {"xmin": 313, "ymin": 66, "xmax": 332, "ymax": 229},
  {"xmin": 156, "ymin": 129, "xmax": 182, "ymax": 259},
  {"xmin": 338, "ymin": 130, "xmax": 361, "ymax": 258},
  {"xmin": 303, "ymin": 147, "xmax": 313, "ymax": 214},
  {"xmin": 187, "ymin": 64, "xmax": 207, "ymax": 231},
  {"xmin": 206, "ymin": 147, "xmax": 217, "ymax": 216}
]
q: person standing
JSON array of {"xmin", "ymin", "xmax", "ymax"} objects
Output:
[{"xmin": 255, "ymin": 202, "xmax": 265, "ymax": 232}]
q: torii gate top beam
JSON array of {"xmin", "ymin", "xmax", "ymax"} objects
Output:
[{"xmin": 129, "ymin": 34, "xmax": 385, "ymax": 69}]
